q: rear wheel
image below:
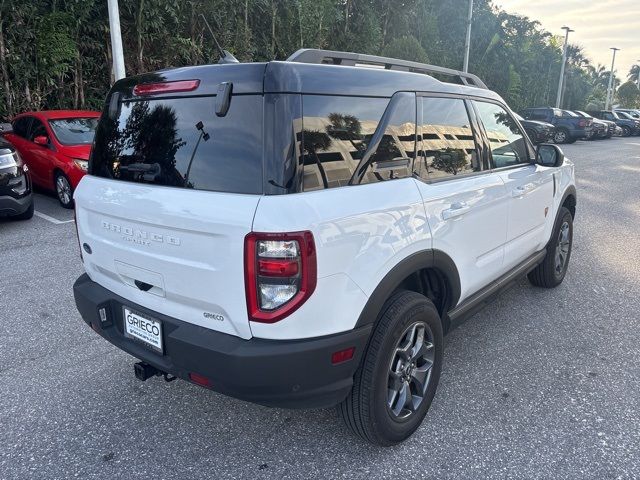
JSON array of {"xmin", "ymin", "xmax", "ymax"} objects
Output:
[
  {"xmin": 553, "ymin": 128, "xmax": 570, "ymax": 144},
  {"xmin": 54, "ymin": 172, "xmax": 74, "ymax": 209},
  {"xmin": 528, "ymin": 207, "xmax": 573, "ymax": 288},
  {"xmin": 338, "ymin": 290, "xmax": 443, "ymax": 446}
]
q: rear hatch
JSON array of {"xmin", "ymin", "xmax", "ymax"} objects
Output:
[{"xmin": 75, "ymin": 63, "xmax": 267, "ymax": 339}]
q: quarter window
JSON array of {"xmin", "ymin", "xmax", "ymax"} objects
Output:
[
  {"xmin": 417, "ymin": 97, "xmax": 480, "ymax": 181},
  {"xmin": 473, "ymin": 101, "xmax": 530, "ymax": 168}
]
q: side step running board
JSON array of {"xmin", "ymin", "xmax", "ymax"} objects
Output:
[{"xmin": 447, "ymin": 249, "xmax": 547, "ymax": 327}]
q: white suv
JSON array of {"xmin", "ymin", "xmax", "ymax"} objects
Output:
[{"xmin": 73, "ymin": 50, "xmax": 576, "ymax": 446}]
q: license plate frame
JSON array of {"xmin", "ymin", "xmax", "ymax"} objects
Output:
[{"xmin": 123, "ymin": 307, "xmax": 164, "ymax": 354}]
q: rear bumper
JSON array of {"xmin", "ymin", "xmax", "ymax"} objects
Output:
[
  {"xmin": 73, "ymin": 274, "xmax": 371, "ymax": 409},
  {"xmin": 0, "ymin": 192, "xmax": 32, "ymax": 216}
]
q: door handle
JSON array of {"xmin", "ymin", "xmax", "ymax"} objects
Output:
[{"xmin": 442, "ymin": 202, "xmax": 470, "ymax": 220}]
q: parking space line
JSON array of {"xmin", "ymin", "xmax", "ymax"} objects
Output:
[{"xmin": 34, "ymin": 211, "xmax": 75, "ymax": 225}]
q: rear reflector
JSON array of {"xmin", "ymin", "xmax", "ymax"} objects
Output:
[
  {"xmin": 188, "ymin": 372, "xmax": 212, "ymax": 388},
  {"xmin": 133, "ymin": 79, "xmax": 200, "ymax": 96},
  {"xmin": 331, "ymin": 347, "xmax": 356, "ymax": 365}
]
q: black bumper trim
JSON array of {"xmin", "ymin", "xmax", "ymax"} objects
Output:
[
  {"xmin": 0, "ymin": 193, "xmax": 32, "ymax": 216},
  {"xmin": 73, "ymin": 274, "xmax": 372, "ymax": 409}
]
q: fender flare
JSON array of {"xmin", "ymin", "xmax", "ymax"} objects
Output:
[
  {"xmin": 354, "ymin": 249, "xmax": 461, "ymax": 328},
  {"xmin": 559, "ymin": 184, "xmax": 577, "ymax": 218}
]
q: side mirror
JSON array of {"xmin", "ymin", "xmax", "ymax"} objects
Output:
[
  {"xmin": 33, "ymin": 135, "xmax": 49, "ymax": 146},
  {"xmin": 536, "ymin": 143, "xmax": 564, "ymax": 167}
]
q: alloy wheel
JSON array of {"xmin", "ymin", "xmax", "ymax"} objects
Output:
[
  {"xmin": 56, "ymin": 175, "xmax": 72, "ymax": 206},
  {"xmin": 554, "ymin": 131, "xmax": 567, "ymax": 143},
  {"xmin": 555, "ymin": 221, "xmax": 570, "ymax": 276},
  {"xmin": 387, "ymin": 322, "xmax": 435, "ymax": 420}
]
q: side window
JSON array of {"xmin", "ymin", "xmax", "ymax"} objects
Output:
[
  {"xmin": 28, "ymin": 118, "xmax": 47, "ymax": 142},
  {"xmin": 417, "ymin": 96, "xmax": 480, "ymax": 181},
  {"xmin": 473, "ymin": 101, "xmax": 530, "ymax": 168},
  {"xmin": 12, "ymin": 117, "xmax": 31, "ymax": 138},
  {"xmin": 301, "ymin": 94, "xmax": 415, "ymax": 191},
  {"xmin": 530, "ymin": 111, "xmax": 547, "ymax": 121}
]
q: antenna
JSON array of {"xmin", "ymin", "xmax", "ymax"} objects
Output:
[{"xmin": 199, "ymin": 14, "xmax": 239, "ymax": 64}]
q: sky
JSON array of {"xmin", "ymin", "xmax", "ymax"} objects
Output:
[{"xmin": 496, "ymin": 0, "xmax": 639, "ymax": 79}]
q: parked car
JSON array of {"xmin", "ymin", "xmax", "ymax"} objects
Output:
[
  {"xmin": 4, "ymin": 110, "xmax": 100, "ymax": 208},
  {"xmin": 0, "ymin": 129, "xmax": 33, "ymax": 220},
  {"xmin": 572, "ymin": 111, "xmax": 612, "ymax": 139},
  {"xmin": 614, "ymin": 111, "xmax": 640, "ymax": 134},
  {"xmin": 514, "ymin": 112, "xmax": 555, "ymax": 144},
  {"xmin": 587, "ymin": 110, "xmax": 639, "ymax": 137},
  {"xmin": 73, "ymin": 49, "xmax": 576, "ymax": 446},
  {"xmin": 614, "ymin": 108, "xmax": 640, "ymax": 120},
  {"xmin": 520, "ymin": 107, "xmax": 592, "ymax": 144}
]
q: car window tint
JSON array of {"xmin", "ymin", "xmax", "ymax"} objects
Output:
[
  {"xmin": 473, "ymin": 101, "xmax": 529, "ymax": 168},
  {"xmin": 12, "ymin": 117, "xmax": 31, "ymax": 138},
  {"xmin": 29, "ymin": 119, "xmax": 48, "ymax": 142},
  {"xmin": 417, "ymin": 97, "xmax": 479, "ymax": 181},
  {"xmin": 301, "ymin": 95, "xmax": 415, "ymax": 191}
]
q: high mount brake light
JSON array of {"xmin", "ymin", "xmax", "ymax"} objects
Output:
[
  {"xmin": 133, "ymin": 80, "xmax": 200, "ymax": 96},
  {"xmin": 244, "ymin": 231, "xmax": 317, "ymax": 323}
]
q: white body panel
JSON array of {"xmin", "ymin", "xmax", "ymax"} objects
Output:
[
  {"xmin": 415, "ymin": 174, "xmax": 508, "ymax": 302},
  {"xmin": 75, "ymin": 176, "xmax": 259, "ymax": 339},
  {"xmin": 252, "ymin": 179, "xmax": 430, "ymax": 339}
]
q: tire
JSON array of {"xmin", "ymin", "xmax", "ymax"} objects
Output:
[
  {"xmin": 553, "ymin": 128, "xmax": 570, "ymax": 144},
  {"xmin": 12, "ymin": 199, "xmax": 34, "ymax": 220},
  {"xmin": 338, "ymin": 290, "xmax": 444, "ymax": 446},
  {"xmin": 528, "ymin": 206, "xmax": 573, "ymax": 288},
  {"xmin": 54, "ymin": 172, "xmax": 74, "ymax": 209},
  {"xmin": 621, "ymin": 126, "xmax": 632, "ymax": 137}
]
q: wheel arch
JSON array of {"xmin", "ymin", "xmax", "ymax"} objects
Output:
[
  {"xmin": 560, "ymin": 185, "xmax": 577, "ymax": 219},
  {"xmin": 354, "ymin": 249, "xmax": 461, "ymax": 332}
]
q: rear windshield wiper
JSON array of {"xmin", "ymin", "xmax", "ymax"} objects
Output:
[{"xmin": 118, "ymin": 162, "xmax": 161, "ymax": 181}]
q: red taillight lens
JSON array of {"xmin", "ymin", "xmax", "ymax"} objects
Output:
[
  {"xmin": 244, "ymin": 231, "xmax": 317, "ymax": 323},
  {"xmin": 133, "ymin": 79, "xmax": 200, "ymax": 96}
]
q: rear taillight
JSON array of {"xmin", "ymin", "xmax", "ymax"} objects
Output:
[
  {"xmin": 133, "ymin": 79, "xmax": 200, "ymax": 96},
  {"xmin": 244, "ymin": 231, "xmax": 317, "ymax": 323}
]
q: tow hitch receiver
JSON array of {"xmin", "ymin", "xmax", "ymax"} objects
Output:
[{"xmin": 134, "ymin": 362, "xmax": 178, "ymax": 383}]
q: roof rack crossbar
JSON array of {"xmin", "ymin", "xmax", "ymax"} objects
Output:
[{"xmin": 286, "ymin": 49, "xmax": 487, "ymax": 89}]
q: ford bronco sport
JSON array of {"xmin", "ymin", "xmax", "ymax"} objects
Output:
[{"xmin": 73, "ymin": 49, "xmax": 576, "ymax": 446}]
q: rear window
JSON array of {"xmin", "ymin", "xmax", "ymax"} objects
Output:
[
  {"xmin": 49, "ymin": 118, "xmax": 98, "ymax": 145},
  {"xmin": 91, "ymin": 95, "xmax": 263, "ymax": 194}
]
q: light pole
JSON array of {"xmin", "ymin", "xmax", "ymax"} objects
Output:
[
  {"xmin": 463, "ymin": 0, "xmax": 473, "ymax": 73},
  {"xmin": 555, "ymin": 26, "xmax": 574, "ymax": 108},
  {"xmin": 605, "ymin": 48, "xmax": 620, "ymax": 110},
  {"xmin": 636, "ymin": 60, "xmax": 640, "ymax": 90},
  {"xmin": 107, "ymin": 0, "xmax": 126, "ymax": 81}
]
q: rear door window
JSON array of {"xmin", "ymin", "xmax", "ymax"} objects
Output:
[
  {"xmin": 301, "ymin": 94, "xmax": 415, "ymax": 191},
  {"xmin": 91, "ymin": 95, "xmax": 263, "ymax": 194},
  {"xmin": 12, "ymin": 117, "xmax": 32, "ymax": 139},
  {"xmin": 417, "ymin": 96, "xmax": 480, "ymax": 181}
]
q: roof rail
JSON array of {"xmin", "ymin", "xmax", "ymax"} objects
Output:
[{"xmin": 286, "ymin": 49, "xmax": 487, "ymax": 89}]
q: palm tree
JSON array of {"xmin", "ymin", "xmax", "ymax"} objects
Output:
[{"xmin": 629, "ymin": 64, "xmax": 640, "ymax": 84}]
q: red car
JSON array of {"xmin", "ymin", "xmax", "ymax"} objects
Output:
[{"xmin": 5, "ymin": 110, "xmax": 100, "ymax": 208}]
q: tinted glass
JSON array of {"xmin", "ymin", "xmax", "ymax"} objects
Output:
[
  {"xmin": 49, "ymin": 118, "xmax": 98, "ymax": 145},
  {"xmin": 91, "ymin": 95, "xmax": 263, "ymax": 194},
  {"xmin": 29, "ymin": 119, "xmax": 48, "ymax": 141},
  {"xmin": 474, "ymin": 101, "xmax": 529, "ymax": 168},
  {"xmin": 562, "ymin": 110, "xmax": 578, "ymax": 117},
  {"xmin": 12, "ymin": 117, "xmax": 31, "ymax": 138},
  {"xmin": 301, "ymin": 94, "xmax": 415, "ymax": 191},
  {"xmin": 418, "ymin": 97, "xmax": 479, "ymax": 181}
]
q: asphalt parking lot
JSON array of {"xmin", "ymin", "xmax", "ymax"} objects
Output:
[{"xmin": 1, "ymin": 138, "xmax": 639, "ymax": 479}]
